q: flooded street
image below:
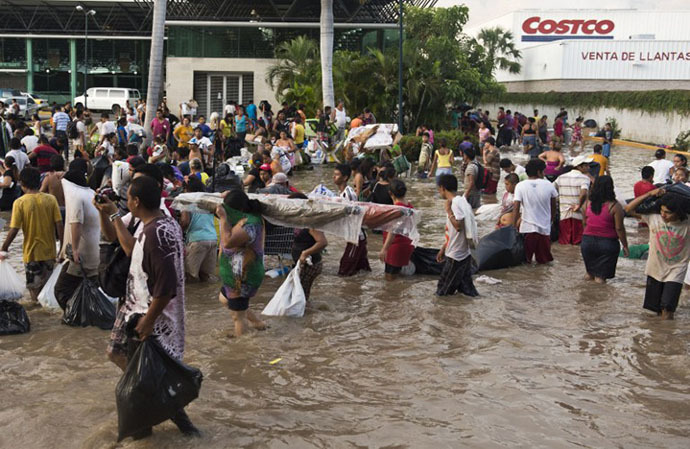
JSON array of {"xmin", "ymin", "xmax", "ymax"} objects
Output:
[{"xmin": 1, "ymin": 145, "xmax": 689, "ymax": 449}]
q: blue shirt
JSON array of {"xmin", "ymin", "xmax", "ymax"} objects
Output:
[
  {"xmin": 199, "ymin": 123, "xmax": 211, "ymax": 138},
  {"xmin": 178, "ymin": 161, "xmax": 190, "ymax": 176},
  {"xmin": 117, "ymin": 126, "xmax": 128, "ymax": 145},
  {"xmin": 246, "ymin": 103, "xmax": 257, "ymax": 120},
  {"xmin": 53, "ymin": 112, "xmax": 70, "ymax": 131},
  {"xmin": 186, "ymin": 213, "xmax": 217, "ymax": 243},
  {"xmin": 235, "ymin": 115, "xmax": 247, "ymax": 133}
]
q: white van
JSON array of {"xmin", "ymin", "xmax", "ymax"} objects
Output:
[{"xmin": 73, "ymin": 88, "xmax": 141, "ymax": 112}]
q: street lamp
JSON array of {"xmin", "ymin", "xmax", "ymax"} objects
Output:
[{"xmin": 76, "ymin": 5, "xmax": 96, "ymax": 109}]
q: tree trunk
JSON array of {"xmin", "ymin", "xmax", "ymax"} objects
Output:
[
  {"xmin": 320, "ymin": 0, "xmax": 335, "ymax": 109},
  {"xmin": 143, "ymin": 0, "xmax": 167, "ymax": 146}
]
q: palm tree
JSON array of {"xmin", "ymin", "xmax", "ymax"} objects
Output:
[
  {"xmin": 476, "ymin": 26, "xmax": 522, "ymax": 75},
  {"xmin": 143, "ymin": 0, "xmax": 166, "ymax": 145},
  {"xmin": 266, "ymin": 36, "xmax": 319, "ymax": 96},
  {"xmin": 320, "ymin": 0, "xmax": 335, "ymax": 109}
]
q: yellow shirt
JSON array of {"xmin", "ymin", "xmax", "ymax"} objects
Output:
[
  {"xmin": 436, "ymin": 149, "xmax": 453, "ymax": 168},
  {"xmin": 9, "ymin": 192, "xmax": 62, "ymax": 263},
  {"xmin": 293, "ymin": 123, "xmax": 305, "ymax": 145},
  {"xmin": 591, "ymin": 153, "xmax": 608, "ymax": 176},
  {"xmin": 174, "ymin": 125, "xmax": 194, "ymax": 147}
]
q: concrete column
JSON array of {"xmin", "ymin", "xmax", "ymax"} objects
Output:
[
  {"xmin": 26, "ymin": 38, "xmax": 34, "ymax": 92},
  {"xmin": 69, "ymin": 39, "xmax": 77, "ymax": 101}
]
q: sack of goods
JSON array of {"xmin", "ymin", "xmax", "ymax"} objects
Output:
[
  {"xmin": 116, "ymin": 337, "xmax": 203, "ymax": 442},
  {"xmin": 474, "ymin": 226, "xmax": 524, "ymax": 272},
  {"xmin": 0, "ymin": 259, "xmax": 25, "ymax": 301},
  {"xmin": 408, "ymin": 247, "xmax": 445, "ymax": 276},
  {"xmin": 62, "ymin": 276, "xmax": 116, "ymax": 330},
  {"xmin": 636, "ymin": 183, "xmax": 690, "ymax": 215},
  {"xmin": 262, "ymin": 262, "xmax": 306, "ymax": 317},
  {"xmin": 0, "ymin": 300, "xmax": 31, "ymax": 335},
  {"xmin": 37, "ymin": 262, "xmax": 66, "ymax": 309}
]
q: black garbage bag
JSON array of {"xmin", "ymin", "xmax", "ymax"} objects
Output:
[
  {"xmin": 474, "ymin": 226, "xmax": 524, "ymax": 271},
  {"xmin": 550, "ymin": 209, "xmax": 560, "ymax": 243},
  {"xmin": 89, "ymin": 156, "xmax": 111, "ymax": 190},
  {"xmin": 0, "ymin": 300, "xmax": 30, "ymax": 335},
  {"xmin": 116, "ymin": 337, "xmax": 203, "ymax": 441},
  {"xmin": 62, "ymin": 276, "xmax": 116, "ymax": 330},
  {"xmin": 410, "ymin": 247, "xmax": 444, "ymax": 275},
  {"xmin": 636, "ymin": 183, "xmax": 690, "ymax": 215},
  {"xmin": 583, "ymin": 119, "xmax": 597, "ymax": 128}
]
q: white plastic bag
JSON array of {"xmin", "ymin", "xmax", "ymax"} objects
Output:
[
  {"xmin": 262, "ymin": 263, "xmax": 306, "ymax": 317},
  {"xmin": 37, "ymin": 261, "xmax": 65, "ymax": 309},
  {"xmin": 0, "ymin": 258, "xmax": 25, "ymax": 301}
]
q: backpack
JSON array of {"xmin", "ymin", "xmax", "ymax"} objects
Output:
[
  {"xmin": 67, "ymin": 120, "xmax": 79, "ymax": 139},
  {"xmin": 472, "ymin": 161, "xmax": 487, "ymax": 190}
]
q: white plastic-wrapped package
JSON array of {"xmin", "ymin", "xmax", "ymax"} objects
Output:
[
  {"xmin": 171, "ymin": 192, "xmax": 365, "ymax": 243},
  {"xmin": 37, "ymin": 261, "xmax": 65, "ymax": 309},
  {"xmin": 475, "ymin": 204, "xmax": 502, "ymax": 222},
  {"xmin": 0, "ymin": 258, "xmax": 25, "ymax": 301},
  {"xmin": 261, "ymin": 262, "xmax": 306, "ymax": 317}
]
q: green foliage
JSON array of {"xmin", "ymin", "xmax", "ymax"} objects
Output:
[
  {"xmin": 267, "ymin": 6, "xmax": 503, "ymax": 130},
  {"xmin": 485, "ymin": 90, "xmax": 690, "ymax": 116},
  {"xmin": 399, "ymin": 130, "xmax": 473, "ymax": 161},
  {"xmin": 474, "ymin": 27, "xmax": 522, "ymax": 75},
  {"xmin": 605, "ymin": 116, "xmax": 622, "ymax": 139},
  {"xmin": 675, "ymin": 130, "xmax": 690, "ymax": 152}
]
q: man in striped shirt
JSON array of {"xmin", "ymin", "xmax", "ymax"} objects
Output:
[
  {"xmin": 52, "ymin": 106, "xmax": 70, "ymax": 159},
  {"xmin": 553, "ymin": 156, "xmax": 593, "ymax": 245}
]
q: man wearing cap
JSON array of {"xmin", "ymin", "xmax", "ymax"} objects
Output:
[
  {"xmin": 258, "ymin": 172, "xmax": 292, "ymax": 195},
  {"xmin": 553, "ymin": 155, "xmax": 593, "ymax": 245}
]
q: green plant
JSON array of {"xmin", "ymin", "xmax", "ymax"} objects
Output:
[
  {"xmin": 398, "ymin": 130, "xmax": 473, "ymax": 161},
  {"xmin": 483, "ymin": 90, "xmax": 690, "ymax": 116},
  {"xmin": 605, "ymin": 116, "xmax": 622, "ymax": 139},
  {"xmin": 675, "ymin": 130, "xmax": 690, "ymax": 152}
]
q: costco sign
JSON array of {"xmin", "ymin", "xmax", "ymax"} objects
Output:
[{"xmin": 521, "ymin": 17, "xmax": 615, "ymax": 42}]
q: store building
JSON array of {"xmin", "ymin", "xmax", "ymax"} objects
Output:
[
  {"xmin": 466, "ymin": 9, "xmax": 690, "ymax": 92},
  {"xmin": 0, "ymin": 0, "xmax": 434, "ymax": 112}
]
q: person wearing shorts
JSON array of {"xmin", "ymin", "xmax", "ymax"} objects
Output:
[
  {"xmin": 216, "ymin": 190, "xmax": 267, "ymax": 337},
  {"xmin": 379, "ymin": 179, "xmax": 414, "ymax": 281},
  {"xmin": 1, "ymin": 166, "xmax": 63, "ymax": 303},
  {"xmin": 180, "ymin": 176, "xmax": 218, "ymax": 282}
]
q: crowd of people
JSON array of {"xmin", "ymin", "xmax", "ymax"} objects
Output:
[{"xmin": 0, "ymin": 97, "xmax": 688, "ymax": 440}]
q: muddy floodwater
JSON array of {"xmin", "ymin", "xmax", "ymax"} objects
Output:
[{"xmin": 1, "ymin": 145, "xmax": 689, "ymax": 449}]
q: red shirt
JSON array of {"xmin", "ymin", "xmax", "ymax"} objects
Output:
[
  {"xmin": 634, "ymin": 180, "xmax": 655, "ymax": 198},
  {"xmin": 383, "ymin": 201, "xmax": 415, "ymax": 268},
  {"xmin": 554, "ymin": 119, "xmax": 564, "ymax": 137},
  {"xmin": 31, "ymin": 144, "xmax": 59, "ymax": 173}
]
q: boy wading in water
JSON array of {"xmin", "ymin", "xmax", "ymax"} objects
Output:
[
  {"xmin": 435, "ymin": 174, "xmax": 478, "ymax": 297},
  {"xmin": 626, "ymin": 189, "xmax": 690, "ymax": 320}
]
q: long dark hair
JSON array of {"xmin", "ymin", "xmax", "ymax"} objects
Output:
[
  {"xmin": 3, "ymin": 156, "xmax": 19, "ymax": 181},
  {"xmin": 223, "ymin": 189, "xmax": 262, "ymax": 215},
  {"xmin": 589, "ymin": 175, "xmax": 616, "ymax": 215}
]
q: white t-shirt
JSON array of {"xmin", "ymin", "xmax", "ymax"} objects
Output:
[
  {"xmin": 70, "ymin": 121, "xmax": 87, "ymax": 147},
  {"xmin": 514, "ymin": 164, "xmax": 526, "ymax": 178},
  {"xmin": 60, "ymin": 179, "xmax": 101, "ymax": 272},
  {"xmin": 223, "ymin": 104, "xmax": 236, "ymax": 116},
  {"xmin": 445, "ymin": 195, "xmax": 471, "ymax": 262},
  {"xmin": 98, "ymin": 120, "xmax": 116, "ymax": 137},
  {"xmin": 514, "ymin": 178, "xmax": 558, "ymax": 235},
  {"xmin": 21, "ymin": 135, "xmax": 39, "ymax": 152},
  {"xmin": 335, "ymin": 107, "xmax": 347, "ymax": 128},
  {"xmin": 5, "ymin": 149, "xmax": 30, "ymax": 172},
  {"xmin": 647, "ymin": 159, "xmax": 675, "ymax": 185},
  {"xmin": 189, "ymin": 136, "xmax": 212, "ymax": 152}
]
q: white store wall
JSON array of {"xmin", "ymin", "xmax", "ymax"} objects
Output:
[{"xmin": 165, "ymin": 57, "xmax": 279, "ymax": 116}]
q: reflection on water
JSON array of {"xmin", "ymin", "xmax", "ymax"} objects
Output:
[{"xmin": 1, "ymin": 145, "xmax": 689, "ymax": 448}]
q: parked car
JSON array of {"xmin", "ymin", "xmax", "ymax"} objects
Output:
[
  {"xmin": 0, "ymin": 88, "xmax": 22, "ymax": 103},
  {"xmin": 3, "ymin": 96, "xmax": 42, "ymax": 119},
  {"xmin": 74, "ymin": 88, "xmax": 141, "ymax": 113},
  {"xmin": 21, "ymin": 92, "xmax": 47, "ymax": 105}
]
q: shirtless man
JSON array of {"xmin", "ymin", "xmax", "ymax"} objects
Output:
[
  {"xmin": 40, "ymin": 154, "xmax": 66, "ymax": 217},
  {"xmin": 497, "ymin": 173, "xmax": 519, "ymax": 228}
]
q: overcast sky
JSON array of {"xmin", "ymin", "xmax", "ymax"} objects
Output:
[{"xmin": 435, "ymin": 0, "xmax": 690, "ymax": 27}]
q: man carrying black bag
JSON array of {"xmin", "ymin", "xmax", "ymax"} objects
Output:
[
  {"xmin": 95, "ymin": 164, "xmax": 171, "ymax": 370},
  {"xmin": 102, "ymin": 175, "xmax": 199, "ymax": 440}
]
